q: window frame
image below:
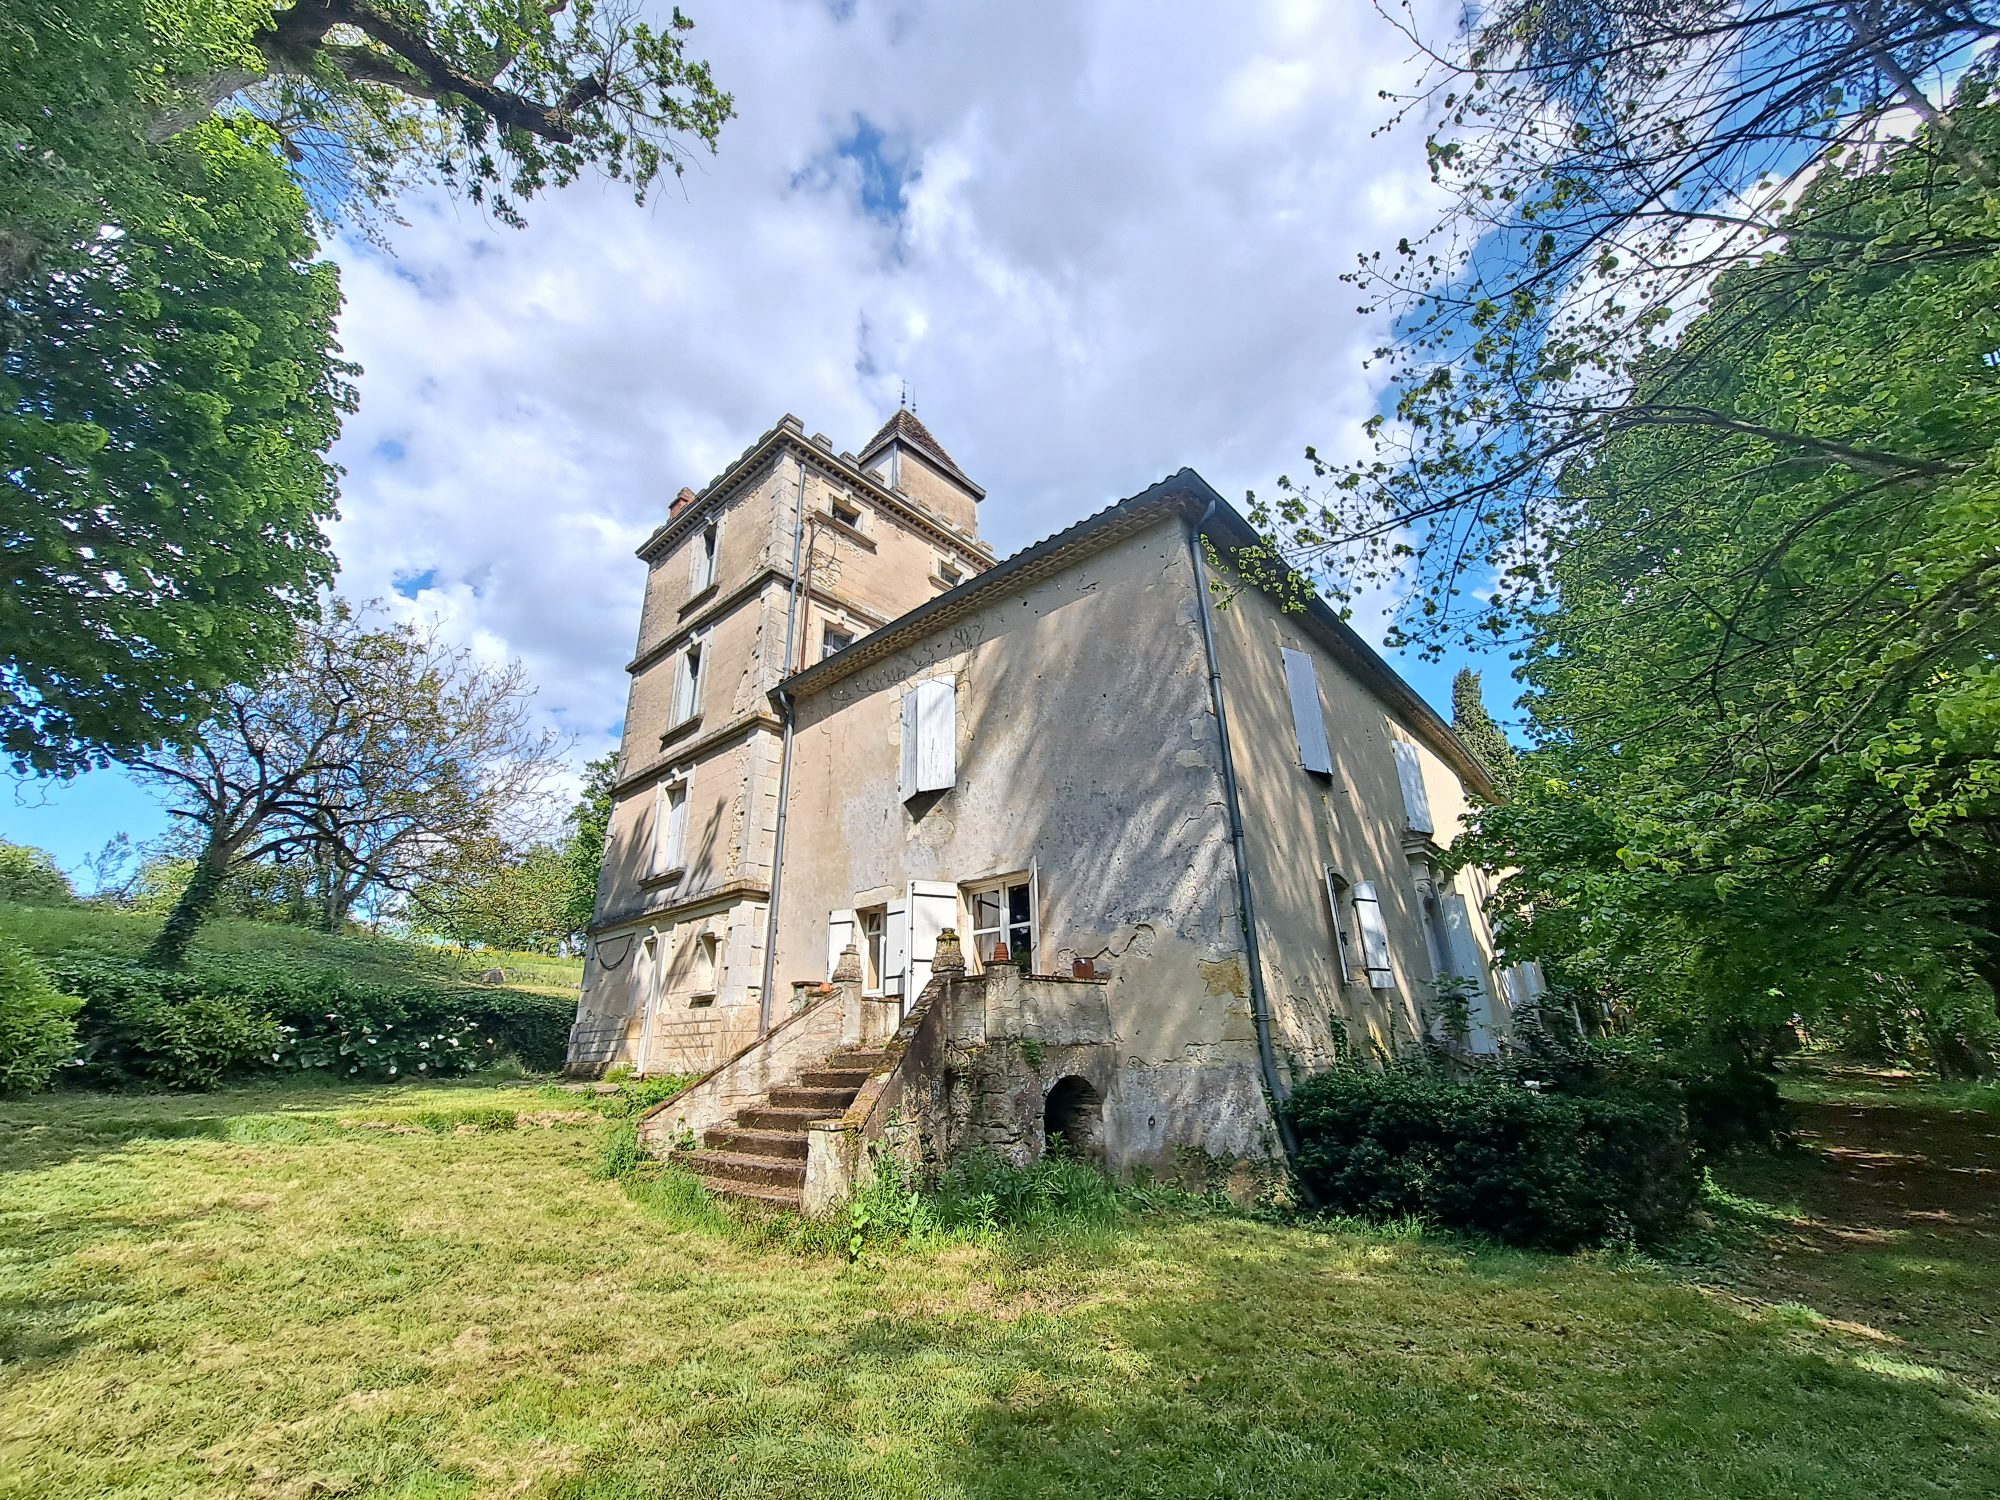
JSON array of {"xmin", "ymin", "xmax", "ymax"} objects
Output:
[
  {"xmin": 689, "ymin": 520, "xmax": 718, "ymax": 596},
  {"xmin": 1322, "ymin": 865, "xmax": 1356, "ymax": 985},
  {"xmin": 963, "ymin": 872, "xmax": 1037, "ymax": 973},
  {"xmin": 651, "ymin": 779, "xmax": 688, "ymax": 880}
]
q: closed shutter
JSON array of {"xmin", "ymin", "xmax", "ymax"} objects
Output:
[
  {"xmin": 1281, "ymin": 648, "xmax": 1334, "ymax": 775},
  {"xmin": 900, "ymin": 679, "xmax": 956, "ymax": 798},
  {"xmin": 826, "ymin": 908, "xmax": 857, "ymax": 981},
  {"xmin": 1442, "ymin": 892, "xmax": 1498, "ymax": 1051},
  {"xmin": 906, "ymin": 880, "xmax": 959, "ymax": 998},
  {"xmin": 1351, "ymin": 880, "xmax": 1396, "ymax": 990},
  {"xmin": 1393, "ymin": 740, "xmax": 1435, "ymax": 836}
]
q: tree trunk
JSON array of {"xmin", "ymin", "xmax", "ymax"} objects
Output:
[{"xmin": 145, "ymin": 837, "xmax": 237, "ymax": 967}]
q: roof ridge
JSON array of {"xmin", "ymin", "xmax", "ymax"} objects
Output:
[{"xmin": 858, "ymin": 408, "xmax": 977, "ymax": 490}]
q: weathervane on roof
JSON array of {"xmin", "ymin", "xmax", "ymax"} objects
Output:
[{"xmin": 900, "ymin": 379, "xmax": 914, "ymax": 414}]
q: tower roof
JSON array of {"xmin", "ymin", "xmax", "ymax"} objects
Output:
[{"xmin": 857, "ymin": 408, "xmax": 983, "ymax": 498}]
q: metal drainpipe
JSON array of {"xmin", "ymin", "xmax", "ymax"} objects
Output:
[
  {"xmin": 1185, "ymin": 503, "xmax": 1305, "ymax": 1173},
  {"xmin": 756, "ymin": 455, "xmax": 811, "ymax": 1035}
]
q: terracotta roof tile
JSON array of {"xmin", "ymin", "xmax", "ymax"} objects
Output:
[{"xmin": 858, "ymin": 408, "xmax": 978, "ymax": 491}]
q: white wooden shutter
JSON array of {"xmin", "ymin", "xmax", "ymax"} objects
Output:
[
  {"xmin": 1350, "ymin": 880, "xmax": 1396, "ymax": 990},
  {"xmin": 906, "ymin": 880, "xmax": 959, "ymax": 998},
  {"xmin": 1028, "ymin": 858, "xmax": 1043, "ymax": 974},
  {"xmin": 1393, "ymin": 740, "xmax": 1435, "ymax": 836},
  {"xmin": 1281, "ymin": 648, "xmax": 1334, "ymax": 775},
  {"xmin": 1322, "ymin": 866, "xmax": 1353, "ymax": 983},
  {"xmin": 882, "ymin": 898, "xmax": 909, "ymax": 998},
  {"xmin": 1442, "ymin": 891, "xmax": 1498, "ymax": 1051},
  {"xmin": 826, "ymin": 908, "xmax": 857, "ymax": 981},
  {"xmin": 900, "ymin": 679, "xmax": 956, "ymax": 798}
]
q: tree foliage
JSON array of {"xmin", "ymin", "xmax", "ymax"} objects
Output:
[
  {"xmin": 1254, "ymin": 0, "xmax": 2000, "ymax": 650},
  {"xmin": 0, "ymin": 841, "xmax": 76, "ymax": 907},
  {"xmin": 2, "ymin": 116, "xmax": 350, "ymax": 774},
  {"xmin": 125, "ymin": 603, "xmax": 566, "ymax": 964},
  {"xmin": 1450, "ymin": 669, "xmax": 1518, "ymax": 797},
  {"xmin": 1460, "ymin": 112, "xmax": 2000, "ymax": 1074}
]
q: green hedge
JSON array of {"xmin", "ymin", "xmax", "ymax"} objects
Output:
[
  {"xmin": 1284, "ymin": 1066, "xmax": 1696, "ymax": 1250},
  {"xmin": 46, "ymin": 953, "xmax": 575, "ymax": 1090},
  {"xmin": 0, "ymin": 940, "xmax": 80, "ymax": 1092}
]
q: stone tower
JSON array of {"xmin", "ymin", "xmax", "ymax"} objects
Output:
[{"xmin": 568, "ymin": 411, "xmax": 992, "ymax": 1075}]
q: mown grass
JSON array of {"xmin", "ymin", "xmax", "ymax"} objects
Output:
[
  {"xmin": 0, "ymin": 900, "xmax": 582, "ymax": 996},
  {"xmin": 2, "ymin": 1075, "xmax": 1994, "ymax": 1499}
]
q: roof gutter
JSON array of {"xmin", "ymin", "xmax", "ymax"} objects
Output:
[{"xmin": 1185, "ymin": 501, "xmax": 1305, "ymax": 1182}]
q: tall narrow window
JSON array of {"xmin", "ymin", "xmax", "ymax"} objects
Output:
[
  {"xmin": 651, "ymin": 781, "xmax": 687, "ymax": 877},
  {"xmin": 859, "ymin": 907, "xmax": 886, "ymax": 994},
  {"xmin": 1281, "ymin": 648, "xmax": 1334, "ymax": 776},
  {"xmin": 673, "ymin": 640, "xmax": 703, "ymax": 724},
  {"xmin": 690, "ymin": 521, "xmax": 718, "ymax": 594},
  {"xmin": 1322, "ymin": 866, "xmax": 1355, "ymax": 984},
  {"xmin": 1350, "ymin": 880, "xmax": 1396, "ymax": 990}
]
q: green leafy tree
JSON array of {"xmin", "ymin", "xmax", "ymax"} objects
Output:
[
  {"xmin": 1450, "ymin": 670, "xmax": 1517, "ymax": 799},
  {"xmin": 413, "ymin": 841, "xmax": 577, "ymax": 953},
  {"xmin": 0, "ymin": 939, "xmax": 81, "ymax": 1092},
  {"xmin": 1461, "ymin": 113, "xmax": 2000, "ymax": 1074},
  {"xmin": 126, "ymin": 603, "xmax": 564, "ymax": 964},
  {"xmin": 1253, "ymin": 0, "xmax": 2000, "ymax": 649},
  {"xmin": 3, "ymin": 0, "xmax": 729, "ymax": 775},
  {"xmin": 560, "ymin": 751, "xmax": 617, "ymax": 939},
  {"xmin": 3, "ymin": 116, "xmax": 350, "ymax": 775},
  {"xmin": 0, "ymin": 841, "xmax": 75, "ymax": 906}
]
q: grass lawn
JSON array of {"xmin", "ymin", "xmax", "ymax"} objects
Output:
[
  {"xmin": 1, "ymin": 1073, "xmax": 1995, "ymax": 1500},
  {"xmin": 0, "ymin": 901, "xmax": 583, "ymax": 996}
]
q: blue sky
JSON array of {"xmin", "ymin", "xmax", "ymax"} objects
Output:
[{"xmin": 4, "ymin": 0, "xmax": 1522, "ymax": 880}]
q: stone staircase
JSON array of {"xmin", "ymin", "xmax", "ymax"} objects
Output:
[{"xmin": 676, "ymin": 1045, "xmax": 891, "ymax": 1209}]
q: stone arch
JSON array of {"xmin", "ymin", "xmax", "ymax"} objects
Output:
[{"xmin": 1043, "ymin": 1075, "xmax": 1105, "ymax": 1162}]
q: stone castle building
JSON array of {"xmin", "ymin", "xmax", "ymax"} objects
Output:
[{"xmin": 569, "ymin": 411, "xmax": 1537, "ymax": 1208}]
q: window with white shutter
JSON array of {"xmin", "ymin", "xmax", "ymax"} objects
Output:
[
  {"xmin": 1350, "ymin": 880, "xmax": 1396, "ymax": 990},
  {"xmin": 673, "ymin": 640, "xmax": 704, "ymax": 724},
  {"xmin": 1322, "ymin": 866, "xmax": 1355, "ymax": 984},
  {"xmin": 1281, "ymin": 648, "xmax": 1334, "ymax": 776},
  {"xmin": 1393, "ymin": 739, "xmax": 1435, "ymax": 836},
  {"xmin": 650, "ymin": 781, "xmax": 687, "ymax": 878},
  {"xmin": 690, "ymin": 521, "xmax": 718, "ymax": 594},
  {"xmin": 899, "ymin": 678, "xmax": 956, "ymax": 799}
]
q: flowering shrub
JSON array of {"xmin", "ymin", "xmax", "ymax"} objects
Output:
[{"xmin": 46, "ymin": 954, "xmax": 574, "ymax": 1089}]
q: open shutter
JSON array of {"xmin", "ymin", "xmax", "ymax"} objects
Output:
[
  {"xmin": 1350, "ymin": 880, "xmax": 1396, "ymax": 990},
  {"xmin": 1322, "ymin": 866, "xmax": 1353, "ymax": 984},
  {"xmin": 906, "ymin": 880, "xmax": 959, "ymax": 999},
  {"xmin": 1028, "ymin": 858, "xmax": 1043, "ymax": 975},
  {"xmin": 826, "ymin": 909, "xmax": 857, "ymax": 981},
  {"xmin": 1442, "ymin": 892, "xmax": 1498, "ymax": 1051},
  {"xmin": 1393, "ymin": 740, "xmax": 1435, "ymax": 836},
  {"xmin": 900, "ymin": 679, "xmax": 956, "ymax": 798},
  {"xmin": 882, "ymin": 898, "xmax": 909, "ymax": 999},
  {"xmin": 1281, "ymin": 648, "xmax": 1334, "ymax": 775}
]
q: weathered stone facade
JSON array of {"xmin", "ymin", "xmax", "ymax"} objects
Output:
[{"xmin": 578, "ymin": 410, "xmax": 1540, "ymax": 1191}]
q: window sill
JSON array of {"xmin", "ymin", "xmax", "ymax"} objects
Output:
[
  {"xmin": 817, "ymin": 512, "xmax": 877, "ymax": 551},
  {"xmin": 930, "ymin": 575, "xmax": 963, "ymax": 592},
  {"xmin": 688, "ymin": 991, "xmax": 717, "ymax": 1007},
  {"xmin": 680, "ymin": 582, "xmax": 719, "ymax": 616},
  {"xmin": 642, "ymin": 865, "xmax": 686, "ymax": 888},
  {"xmin": 659, "ymin": 713, "xmax": 702, "ymax": 747}
]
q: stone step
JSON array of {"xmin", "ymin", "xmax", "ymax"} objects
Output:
[
  {"xmin": 829, "ymin": 1048, "xmax": 891, "ymax": 1071},
  {"xmin": 768, "ymin": 1085, "xmax": 859, "ymax": 1111},
  {"xmin": 704, "ymin": 1125, "xmax": 809, "ymax": 1160},
  {"xmin": 681, "ymin": 1149, "xmax": 806, "ymax": 1189},
  {"xmin": 690, "ymin": 1172, "xmax": 802, "ymax": 1210},
  {"xmin": 737, "ymin": 1104, "xmax": 829, "ymax": 1132},
  {"xmin": 798, "ymin": 1066, "xmax": 876, "ymax": 1090}
]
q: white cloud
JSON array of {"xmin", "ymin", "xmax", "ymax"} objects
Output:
[{"xmin": 324, "ymin": 0, "xmax": 1465, "ymax": 774}]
